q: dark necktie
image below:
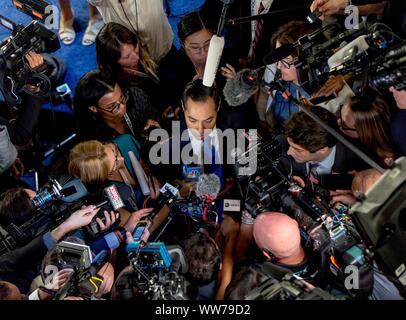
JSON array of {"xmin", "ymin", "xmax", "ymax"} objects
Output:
[
  {"xmin": 252, "ymin": 1, "xmax": 265, "ymax": 59},
  {"xmin": 308, "ymin": 163, "xmax": 320, "ymax": 191},
  {"xmin": 203, "ymin": 137, "xmax": 224, "ymax": 189}
]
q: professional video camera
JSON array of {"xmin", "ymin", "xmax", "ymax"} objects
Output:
[
  {"xmin": 263, "ymin": 14, "xmax": 405, "ymax": 95},
  {"xmin": 0, "ymin": 14, "xmax": 60, "ymax": 105},
  {"xmin": 329, "ymin": 40, "xmax": 406, "ymax": 92},
  {"xmin": 245, "ymin": 262, "xmax": 338, "ymax": 300},
  {"xmin": 54, "ymin": 249, "xmax": 110, "ymax": 300},
  {"xmin": 235, "ymin": 133, "xmax": 373, "ymax": 298},
  {"xmin": 114, "ymin": 242, "xmax": 192, "ymax": 300},
  {"xmin": 0, "ymin": 178, "xmax": 129, "ymax": 256}
]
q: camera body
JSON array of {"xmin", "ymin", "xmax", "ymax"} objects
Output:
[
  {"xmin": 0, "ymin": 18, "xmax": 60, "ymax": 103},
  {"xmin": 118, "ymin": 243, "xmax": 192, "ymax": 300},
  {"xmin": 55, "ymin": 241, "xmax": 93, "ymax": 270}
]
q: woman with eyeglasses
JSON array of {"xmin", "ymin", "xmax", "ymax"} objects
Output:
[
  {"xmin": 337, "ymin": 92, "xmax": 395, "ymax": 167},
  {"xmin": 73, "ymin": 69, "xmax": 159, "ymax": 143},
  {"xmin": 165, "ymin": 11, "xmax": 254, "ymax": 130},
  {"xmin": 262, "ymin": 21, "xmax": 315, "ymax": 132},
  {"xmin": 96, "ymin": 22, "xmax": 168, "ymax": 114}
]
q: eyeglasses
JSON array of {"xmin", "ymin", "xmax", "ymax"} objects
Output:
[
  {"xmin": 97, "ymin": 91, "xmax": 129, "ymax": 114},
  {"xmin": 185, "ymin": 39, "xmax": 211, "ymax": 54},
  {"xmin": 279, "ymin": 59, "xmax": 295, "ymax": 69},
  {"xmin": 337, "ymin": 104, "xmax": 357, "ymax": 132}
]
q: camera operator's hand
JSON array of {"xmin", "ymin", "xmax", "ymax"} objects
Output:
[
  {"xmin": 45, "ymin": 268, "xmax": 73, "ymax": 292},
  {"xmin": 314, "ymin": 74, "xmax": 351, "ymax": 98},
  {"xmin": 330, "ymin": 189, "xmax": 357, "ymax": 206},
  {"xmin": 144, "ymin": 119, "xmax": 161, "ymax": 130},
  {"xmin": 124, "ymin": 208, "xmax": 154, "ymax": 233},
  {"xmin": 292, "ymin": 175, "xmax": 306, "ymax": 188},
  {"xmin": 25, "ymin": 51, "xmax": 45, "ymax": 70},
  {"xmin": 221, "ymin": 64, "xmax": 237, "ymax": 80},
  {"xmin": 10, "ymin": 158, "xmax": 24, "ymax": 178},
  {"xmin": 310, "ymin": 0, "xmax": 349, "ymax": 19},
  {"xmin": 95, "ymin": 210, "xmax": 120, "ymax": 232}
]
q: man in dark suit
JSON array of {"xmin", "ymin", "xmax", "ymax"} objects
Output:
[
  {"xmin": 279, "ymin": 105, "xmax": 369, "ymax": 187},
  {"xmin": 151, "ymin": 79, "xmax": 238, "ymax": 194}
]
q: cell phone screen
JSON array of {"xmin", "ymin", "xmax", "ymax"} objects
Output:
[{"xmin": 133, "ymin": 224, "xmax": 148, "ymax": 241}]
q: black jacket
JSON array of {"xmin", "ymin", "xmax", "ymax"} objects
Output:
[
  {"xmin": 0, "ymin": 95, "xmax": 43, "ymax": 146},
  {"xmin": 152, "ymin": 120, "xmax": 237, "ymax": 184},
  {"xmin": 0, "ymin": 235, "xmax": 47, "ymax": 293},
  {"xmin": 277, "ymin": 135, "xmax": 370, "ymax": 181}
]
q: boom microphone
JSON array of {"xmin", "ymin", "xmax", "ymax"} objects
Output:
[
  {"xmin": 96, "ymin": 184, "xmax": 131, "ymax": 210},
  {"xmin": 128, "ymin": 151, "xmax": 150, "ymax": 196},
  {"xmin": 263, "ymin": 43, "xmax": 297, "ymax": 65},
  {"xmin": 223, "ymin": 67, "xmax": 264, "ymax": 106},
  {"xmin": 196, "ymin": 174, "xmax": 221, "ymax": 200},
  {"xmin": 203, "ymin": 35, "xmax": 225, "ymax": 87}
]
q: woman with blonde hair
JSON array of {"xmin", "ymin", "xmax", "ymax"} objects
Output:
[{"xmin": 68, "ymin": 134, "xmax": 160, "ymax": 211}]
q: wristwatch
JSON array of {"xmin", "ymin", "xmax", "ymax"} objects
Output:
[{"xmin": 241, "ymin": 211, "xmax": 254, "ymax": 225}]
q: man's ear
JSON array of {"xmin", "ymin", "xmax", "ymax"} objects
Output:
[
  {"xmin": 88, "ymin": 106, "xmax": 98, "ymax": 113},
  {"xmin": 317, "ymin": 146, "xmax": 330, "ymax": 156},
  {"xmin": 262, "ymin": 249, "xmax": 272, "ymax": 262}
]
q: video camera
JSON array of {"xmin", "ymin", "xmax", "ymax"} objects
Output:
[
  {"xmin": 235, "ymin": 133, "xmax": 373, "ymax": 297},
  {"xmin": 54, "ymin": 249, "xmax": 110, "ymax": 300},
  {"xmin": 114, "ymin": 242, "xmax": 192, "ymax": 300},
  {"xmin": 0, "ymin": 14, "xmax": 60, "ymax": 105},
  {"xmin": 264, "ymin": 15, "xmax": 405, "ymax": 95},
  {"xmin": 0, "ymin": 178, "xmax": 129, "ymax": 256},
  {"xmin": 245, "ymin": 262, "xmax": 337, "ymax": 300}
]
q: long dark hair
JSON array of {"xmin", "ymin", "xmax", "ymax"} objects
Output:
[
  {"xmin": 178, "ymin": 11, "xmax": 214, "ymax": 44},
  {"xmin": 346, "ymin": 93, "xmax": 395, "ymax": 162},
  {"xmin": 96, "ymin": 22, "xmax": 157, "ymax": 78},
  {"xmin": 73, "ymin": 69, "xmax": 117, "ymax": 142}
]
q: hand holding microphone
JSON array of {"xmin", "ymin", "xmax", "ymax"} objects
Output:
[{"xmin": 310, "ymin": 0, "xmax": 349, "ymax": 20}]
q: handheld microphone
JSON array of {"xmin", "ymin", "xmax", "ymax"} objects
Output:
[
  {"xmin": 128, "ymin": 151, "xmax": 150, "ymax": 196},
  {"xmin": 143, "ymin": 181, "xmax": 182, "ymax": 222},
  {"xmin": 95, "ymin": 184, "xmax": 131, "ymax": 210},
  {"xmin": 196, "ymin": 173, "xmax": 221, "ymax": 200},
  {"xmin": 223, "ymin": 67, "xmax": 264, "ymax": 106},
  {"xmin": 203, "ymin": 35, "xmax": 225, "ymax": 87}
]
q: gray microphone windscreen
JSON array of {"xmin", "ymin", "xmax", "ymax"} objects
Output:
[{"xmin": 196, "ymin": 173, "xmax": 221, "ymax": 199}]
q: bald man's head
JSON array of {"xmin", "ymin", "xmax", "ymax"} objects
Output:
[
  {"xmin": 253, "ymin": 212, "xmax": 301, "ymax": 260},
  {"xmin": 352, "ymin": 169, "xmax": 382, "ymax": 194}
]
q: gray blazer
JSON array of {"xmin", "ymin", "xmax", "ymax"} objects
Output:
[{"xmin": 0, "ymin": 125, "xmax": 17, "ymax": 174}]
